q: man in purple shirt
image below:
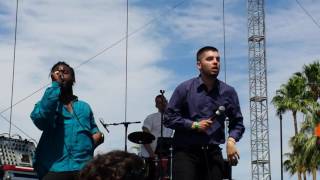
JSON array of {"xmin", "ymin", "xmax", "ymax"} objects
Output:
[{"xmin": 164, "ymin": 46, "xmax": 245, "ymax": 180}]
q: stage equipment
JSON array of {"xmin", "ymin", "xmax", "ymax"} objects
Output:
[
  {"xmin": 0, "ymin": 136, "xmax": 35, "ymax": 167},
  {"xmin": 155, "ymin": 137, "xmax": 173, "ymax": 180},
  {"xmin": 158, "ymin": 90, "xmax": 173, "ymax": 180},
  {"xmin": 128, "ymin": 131, "xmax": 155, "ymax": 144},
  {"xmin": 248, "ymin": 0, "xmax": 271, "ymax": 179},
  {"xmin": 100, "ymin": 119, "xmax": 141, "ymax": 152},
  {"xmin": 0, "ymin": 136, "xmax": 37, "ymax": 179},
  {"xmin": 0, "ymin": 165, "xmax": 38, "ymax": 180},
  {"xmin": 155, "ymin": 137, "xmax": 172, "ymax": 156}
]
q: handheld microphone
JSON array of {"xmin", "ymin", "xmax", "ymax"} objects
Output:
[
  {"xmin": 56, "ymin": 68, "xmax": 64, "ymax": 82},
  {"xmin": 60, "ymin": 73, "xmax": 64, "ymax": 81},
  {"xmin": 215, "ymin": 106, "xmax": 226, "ymax": 116},
  {"xmin": 99, "ymin": 118, "xmax": 110, "ymax": 133}
]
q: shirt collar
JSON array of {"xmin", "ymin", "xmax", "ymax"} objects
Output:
[
  {"xmin": 72, "ymin": 95, "xmax": 79, "ymax": 102},
  {"xmin": 196, "ymin": 75, "xmax": 220, "ymax": 92}
]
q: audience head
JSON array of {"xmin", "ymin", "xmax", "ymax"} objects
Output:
[{"xmin": 79, "ymin": 150, "xmax": 146, "ymax": 180}]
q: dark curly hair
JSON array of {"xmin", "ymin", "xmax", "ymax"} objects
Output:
[{"xmin": 79, "ymin": 150, "xmax": 146, "ymax": 180}]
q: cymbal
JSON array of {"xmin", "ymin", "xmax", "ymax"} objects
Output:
[{"xmin": 128, "ymin": 131, "xmax": 155, "ymax": 144}]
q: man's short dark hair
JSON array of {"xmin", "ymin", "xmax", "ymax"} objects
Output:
[
  {"xmin": 79, "ymin": 150, "xmax": 146, "ymax": 180},
  {"xmin": 50, "ymin": 61, "xmax": 75, "ymax": 84},
  {"xmin": 196, "ymin": 46, "xmax": 219, "ymax": 61}
]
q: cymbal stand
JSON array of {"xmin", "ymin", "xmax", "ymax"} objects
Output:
[
  {"xmin": 160, "ymin": 89, "xmax": 165, "ymax": 138},
  {"xmin": 159, "ymin": 90, "xmax": 167, "ymax": 180},
  {"xmin": 100, "ymin": 119, "xmax": 140, "ymax": 152},
  {"xmin": 158, "ymin": 90, "xmax": 173, "ymax": 180},
  {"xmin": 169, "ymin": 145, "xmax": 173, "ymax": 180}
]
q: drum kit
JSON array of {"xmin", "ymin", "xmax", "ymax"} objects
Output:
[
  {"xmin": 128, "ymin": 131, "xmax": 173, "ymax": 180},
  {"xmin": 100, "ymin": 90, "xmax": 173, "ymax": 179},
  {"xmin": 128, "ymin": 131, "xmax": 155, "ymax": 144}
]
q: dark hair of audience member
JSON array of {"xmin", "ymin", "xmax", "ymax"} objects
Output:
[{"xmin": 79, "ymin": 150, "xmax": 145, "ymax": 180}]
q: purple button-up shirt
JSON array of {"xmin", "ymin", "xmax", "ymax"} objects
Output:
[{"xmin": 164, "ymin": 76, "xmax": 245, "ymax": 147}]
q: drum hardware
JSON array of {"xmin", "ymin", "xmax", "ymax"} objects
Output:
[
  {"xmin": 142, "ymin": 156, "xmax": 171, "ymax": 180},
  {"xmin": 159, "ymin": 90, "xmax": 165, "ymax": 138},
  {"xmin": 130, "ymin": 90, "xmax": 173, "ymax": 180},
  {"xmin": 169, "ymin": 146, "xmax": 173, "ymax": 180},
  {"xmin": 155, "ymin": 137, "xmax": 173, "ymax": 180},
  {"xmin": 128, "ymin": 131, "xmax": 156, "ymax": 180},
  {"xmin": 157, "ymin": 90, "xmax": 173, "ymax": 180},
  {"xmin": 100, "ymin": 119, "xmax": 141, "ymax": 152},
  {"xmin": 128, "ymin": 131, "xmax": 155, "ymax": 144}
]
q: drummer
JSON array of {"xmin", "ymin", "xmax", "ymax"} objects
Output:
[{"xmin": 140, "ymin": 95, "xmax": 173, "ymax": 159}]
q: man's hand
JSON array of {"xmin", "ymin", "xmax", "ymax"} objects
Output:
[
  {"xmin": 92, "ymin": 132, "xmax": 104, "ymax": 148},
  {"xmin": 192, "ymin": 118, "xmax": 213, "ymax": 132},
  {"xmin": 226, "ymin": 137, "xmax": 239, "ymax": 166}
]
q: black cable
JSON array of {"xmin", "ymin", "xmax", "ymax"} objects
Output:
[{"xmin": 295, "ymin": 0, "xmax": 320, "ymax": 30}]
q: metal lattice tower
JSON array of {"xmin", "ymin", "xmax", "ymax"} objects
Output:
[{"xmin": 247, "ymin": 0, "xmax": 271, "ymax": 179}]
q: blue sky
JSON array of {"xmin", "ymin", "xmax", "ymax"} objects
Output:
[{"xmin": 0, "ymin": 0, "xmax": 320, "ymax": 179}]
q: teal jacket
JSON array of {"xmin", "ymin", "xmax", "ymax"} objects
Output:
[{"xmin": 30, "ymin": 82, "xmax": 99, "ymax": 178}]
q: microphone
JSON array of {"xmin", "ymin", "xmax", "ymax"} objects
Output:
[
  {"xmin": 99, "ymin": 118, "xmax": 110, "ymax": 133},
  {"xmin": 215, "ymin": 106, "xmax": 226, "ymax": 116},
  {"xmin": 60, "ymin": 73, "xmax": 64, "ymax": 81},
  {"xmin": 56, "ymin": 68, "xmax": 64, "ymax": 82}
]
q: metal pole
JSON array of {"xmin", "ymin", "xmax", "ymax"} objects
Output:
[{"xmin": 280, "ymin": 113, "xmax": 283, "ymax": 180}]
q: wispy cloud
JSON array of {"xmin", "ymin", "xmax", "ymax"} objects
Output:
[{"xmin": 0, "ymin": 0, "xmax": 172, "ymax": 153}]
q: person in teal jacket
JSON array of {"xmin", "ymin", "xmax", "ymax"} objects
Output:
[{"xmin": 30, "ymin": 61, "xmax": 104, "ymax": 180}]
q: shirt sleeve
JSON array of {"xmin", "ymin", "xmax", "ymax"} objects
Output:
[
  {"xmin": 226, "ymin": 88, "xmax": 245, "ymax": 142},
  {"xmin": 164, "ymin": 84, "xmax": 194, "ymax": 130},
  {"xmin": 88, "ymin": 107, "xmax": 99, "ymax": 134},
  {"xmin": 142, "ymin": 115, "xmax": 153, "ymax": 131},
  {"xmin": 30, "ymin": 82, "xmax": 61, "ymax": 131}
]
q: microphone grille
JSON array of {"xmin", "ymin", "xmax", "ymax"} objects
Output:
[{"xmin": 218, "ymin": 106, "xmax": 225, "ymax": 112}]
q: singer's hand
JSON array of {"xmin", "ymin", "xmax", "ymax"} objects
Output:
[
  {"xmin": 92, "ymin": 132, "xmax": 104, "ymax": 148},
  {"xmin": 226, "ymin": 137, "xmax": 239, "ymax": 166},
  {"xmin": 193, "ymin": 119, "xmax": 212, "ymax": 132},
  {"xmin": 51, "ymin": 70, "xmax": 64, "ymax": 84}
]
